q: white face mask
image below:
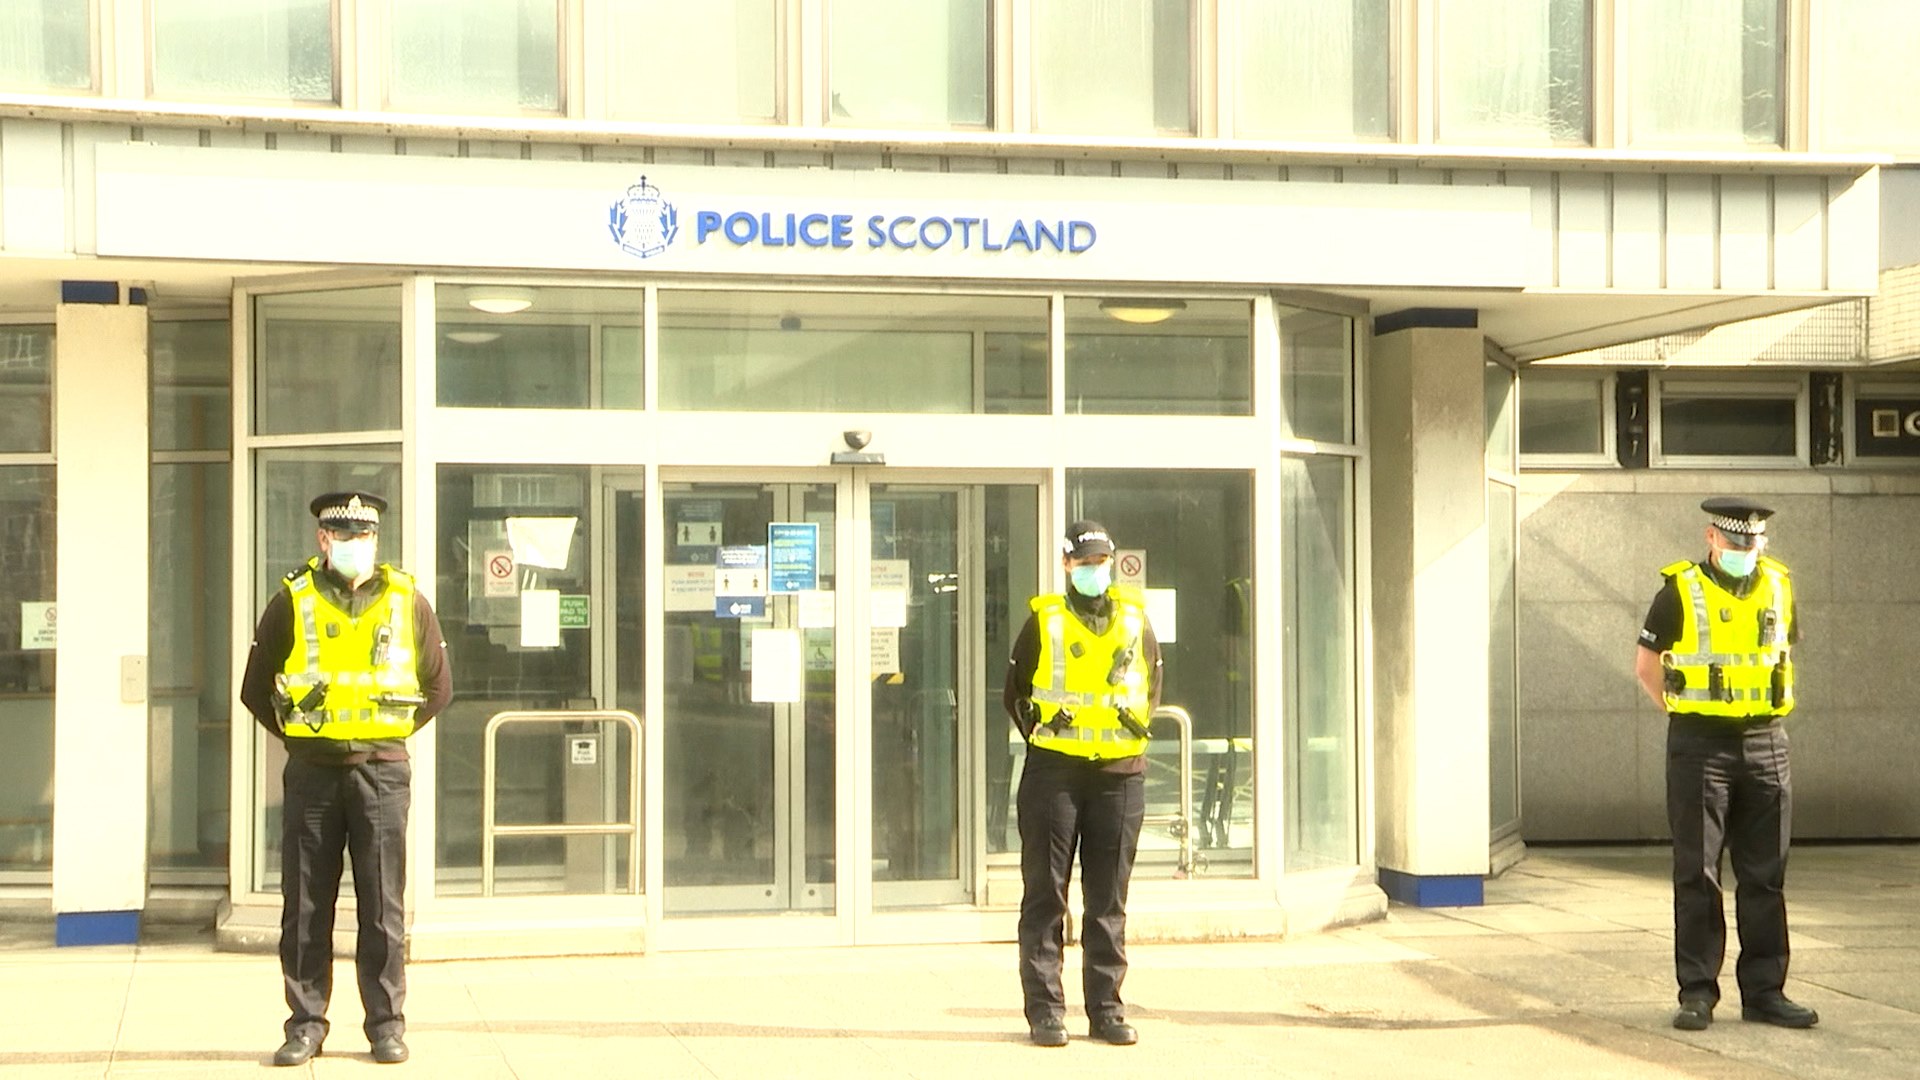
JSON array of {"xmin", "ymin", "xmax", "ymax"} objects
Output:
[{"xmin": 329, "ymin": 537, "xmax": 377, "ymax": 580}]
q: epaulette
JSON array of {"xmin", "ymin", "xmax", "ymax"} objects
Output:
[{"xmin": 1659, "ymin": 559, "xmax": 1695, "ymax": 578}]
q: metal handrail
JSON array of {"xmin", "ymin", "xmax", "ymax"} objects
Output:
[
  {"xmin": 481, "ymin": 709, "xmax": 643, "ymax": 898},
  {"xmin": 1142, "ymin": 705, "xmax": 1198, "ymax": 877}
]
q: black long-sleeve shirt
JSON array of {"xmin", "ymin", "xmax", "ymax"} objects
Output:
[
  {"xmin": 241, "ymin": 562, "xmax": 452, "ymax": 764},
  {"xmin": 1003, "ymin": 588, "xmax": 1162, "ymax": 776}
]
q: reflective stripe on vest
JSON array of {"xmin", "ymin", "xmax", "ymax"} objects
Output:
[
  {"xmin": 280, "ymin": 560, "xmax": 421, "ymax": 741},
  {"xmin": 1661, "ymin": 558, "xmax": 1794, "ymax": 721},
  {"xmin": 1026, "ymin": 590, "xmax": 1151, "ymax": 760}
]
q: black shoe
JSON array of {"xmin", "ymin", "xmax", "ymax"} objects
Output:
[
  {"xmin": 1742, "ymin": 995, "xmax": 1819, "ymax": 1028},
  {"xmin": 272, "ymin": 1033, "xmax": 321, "ymax": 1066},
  {"xmin": 1028, "ymin": 1016, "xmax": 1068, "ymax": 1047},
  {"xmin": 1672, "ymin": 999, "xmax": 1714, "ymax": 1031},
  {"xmin": 371, "ymin": 1034, "xmax": 410, "ymax": 1063},
  {"xmin": 1090, "ymin": 1018, "xmax": 1139, "ymax": 1045}
]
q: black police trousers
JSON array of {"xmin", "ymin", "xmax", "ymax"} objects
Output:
[
  {"xmin": 1666, "ymin": 720, "xmax": 1792, "ymax": 1006},
  {"xmin": 281, "ymin": 756, "xmax": 411, "ymax": 1043},
  {"xmin": 1016, "ymin": 752, "xmax": 1145, "ymax": 1025}
]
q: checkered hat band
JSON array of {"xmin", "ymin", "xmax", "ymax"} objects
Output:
[
  {"xmin": 1710, "ymin": 513, "xmax": 1764, "ymax": 535},
  {"xmin": 320, "ymin": 503, "xmax": 379, "ymax": 526}
]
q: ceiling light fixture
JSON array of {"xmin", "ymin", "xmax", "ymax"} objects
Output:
[
  {"xmin": 445, "ymin": 330, "xmax": 503, "ymax": 345},
  {"xmin": 1098, "ymin": 298, "xmax": 1187, "ymax": 325},
  {"xmin": 466, "ymin": 287, "xmax": 535, "ymax": 315}
]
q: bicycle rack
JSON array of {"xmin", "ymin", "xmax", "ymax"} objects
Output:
[
  {"xmin": 1144, "ymin": 705, "xmax": 1201, "ymax": 877},
  {"xmin": 481, "ymin": 709, "xmax": 643, "ymax": 898}
]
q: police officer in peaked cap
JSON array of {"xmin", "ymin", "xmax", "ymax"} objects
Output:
[
  {"xmin": 1634, "ymin": 497, "xmax": 1818, "ymax": 1032},
  {"xmin": 241, "ymin": 491, "xmax": 453, "ymax": 1065}
]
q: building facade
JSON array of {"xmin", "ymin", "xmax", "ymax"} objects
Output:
[{"xmin": 0, "ymin": 1, "xmax": 1910, "ymax": 953}]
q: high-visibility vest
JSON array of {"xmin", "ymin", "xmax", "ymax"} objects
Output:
[
  {"xmin": 1026, "ymin": 588, "xmax": 1152, "ymax": 760},
  {"xmin": 1660, "ymin": 555, "xmax": 1795, "ymax": 719},
  {"xmin": 279, "ymin": 558, "xmax": 421, "ymax": 741}
]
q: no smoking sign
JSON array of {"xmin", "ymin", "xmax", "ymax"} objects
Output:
[
  {"xmin": 1114, "ymin": 549, "xmax": 1146, "ymax": 586},
  {"xmin": 483, "ymin": 549, "xmax": 518, "ymax": 597}
]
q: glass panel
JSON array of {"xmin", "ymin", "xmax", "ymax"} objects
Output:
[
  {"xmin": 986, "ymin": 488, "xmax": 1040, "ymax": 859},
  {"xmin": 151, "ymin": 0, "xmax": 334, "ymax": 102},
  {"xmin": 254, "ymin": 287, "xmax": 401, "ymax": 436},
  {"xmin": 0, "ymin": 467, "xmax": 55, "ymax": 872},
  {"xmin": 1068, "ymin": 469, "xmax": 1254, "ymax": 876},
  {"xmin": 829, "ymin": 0, "xmax": 988, "ymax": 128},
  {"xmin": 1278, "ymin": 306, "xmax": 1353, "ymax": 442},
  {"xmin": 0, "ymin": 1, "xmax": 90, "ymax": 91},
  {"xmin": 1818, "ymin": 1, "xmax": 1920, "ymax": 152},
  {"xmin": 1520, "ymin": 374, "xmax": 1608, "ymax": 456},
  {"xmin": 658, "ymin": 291, "xmax": 1046, "ymax": 413},
  {"xmin": 251, "ymin": 447, "xmax": 402, "ymax": 891},
  {"xmin": 150, "ymin": 463, "xmax": 232, "ymax": 870},
  {"xmin": 1628, "ymin": 0, "xmax": 1781, "ymax": 147},
  {"xmin": 0, "ymin": 325, "xmax": 53, "ymax": 453},
  {"xmin": 486, "ymin": 723, "xmax": 636, "ymax": 895},
  {"xmin": 152, "ymin": 319, "xmax": 231, "ymax": 452},
  {"xmin": 1066, "ymin": 297, "xmax": 1251, "ymax": 416},
  {"xmin": 1033, "ymin": 0, "xmax": 1192, "ymax": 136},
  {"xmin": 1436, "ymin": 0, "xmax": 1590, "ymax": 144},
  {"xmin": 663, "ymin": 482, "xmax": 836, "ymax": 913},
  {"xmin": 605, "ymin": 0, "xmax": 777, "ymax": 124},
  {"xmin": 431, "ymin": 467, "xmax": 594, "ymax": 896},
  {"xmin": 1660, "ymin": 393, "xmax": 1796, "ymax": 457},
  {"xmin": 389, "ymin": 0, "xmax": 560, "ymax": 113},
  {"xmin": 1485, "ymin": 361, "xmax": 1516, "ymax": 473},
  {"xmin": 1235, "ymin": 0, "xmax": 1390, "ymax": 139},
  {"xmin": 435, "ymin": 285, "xmax": 644, "ymax": 409},
  {"xmin": 1281, "ymin": 455, "xmax": 1356, "ymax": 871},
  {"xmin": 1488, "ymin": 481, "xmax": 1519, "ymax": 834}
]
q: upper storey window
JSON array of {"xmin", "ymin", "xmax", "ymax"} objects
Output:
[
  {"xmin": 605, "ymin": 1, "xmax": 779, "ymax": 124},
  {"xmin": 1435, "ymin": 0, "xmax": 1590, "ymax": 145},
  {"xmin": 1817, "ymin": 1, "xmax": 1920, "ymax": 152},
  {"xmin": 151, "ymin": 0, "xmax": 335, "ymax": 102},
  {"xmin": 828, "ymin": 0, "xmax": 989, "ymax": 129},
  {"xmin": 1235, "ymin": 0, "xmax": 1391, "ymax": 140},
  {"xmin": 389, "ymin": 0, "xmax": 561, "ymax": 114},
  {"xmin": 1627, "ymin": 0, "xmax": 1782, "ymax": 147},
  {"xmin": 1033, "ymin": 0, "xmax": 1192, "ymax": 137},
  {"xmin": 0, "ymin": 1, "xmax": 90, "ymax": 92}
]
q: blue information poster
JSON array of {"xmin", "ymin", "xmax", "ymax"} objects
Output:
[{"xmin": 767, "ymin": 522, "xmax": 820, "ymax": 593}]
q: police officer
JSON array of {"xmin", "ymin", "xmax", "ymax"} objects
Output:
[
  {"xmin": 1004, "ymin": 521, "xmax": 1162, "ymax": 1047},
  {"xmin": 241, "ymin": 492, "xmax": 452, "ymax": 1066},
  {"xmin": 1633, "ymin": 497, "xmax": 1817, "ymax": 1032}
]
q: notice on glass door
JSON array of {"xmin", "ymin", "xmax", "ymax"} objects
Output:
[
  {"xmin": 870, "ymin": 627, "xmax": 900, "ymax": 675},
  {"xmin": 869, "ymin": 559, "xmax": 909, "ymax": 628},
  {"xmin": 750, "ymin": 628, "xmax": 803, "ymax": 703},
  {"xmin": 797, "ymin": 589, "xmax": 835, "ymax": 629},
  {"xmin": 519, "ymin": 589, "xmax": 561, "ymax": 648}
]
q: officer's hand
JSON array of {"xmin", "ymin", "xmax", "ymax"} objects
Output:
[{"xmin": 1663, "ymin": 667, "xmax": 1686, "ymax": 693}]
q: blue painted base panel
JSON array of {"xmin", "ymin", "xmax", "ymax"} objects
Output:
[
  {"xmin": 56, "ymin": 910, "xmax": 141, "ymax": 946},
  {"xmin": 1378, "ymin": 868, "xmax": 1484, "ymax": 908}
]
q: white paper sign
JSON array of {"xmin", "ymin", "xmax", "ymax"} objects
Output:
[
  {"xmin": 482, "ymin": 549, "xmax": 517, "ymax": 597},
  {"xmin": 20, "ymin": 602, "xmax": 55, "ymax": 650},
  {"xmin": 797, "ymin": 589, "xmax": 836, "ymax": 629},
  {"xmin": 870, "ymin": 627, "xmax": 900, "ymax": 675},
  {"xmin": 1114, "ymin": 549, "xmax": 1147, "ymax": 587},
  {"xmin": 869, "ymin": 559, "xmax": 910, "ymax": 628},
  {"xmin": 519, "ymin": 589, "xmax": 561, "ymax": 648},
  {"xmin": 1145, "ymin": 587, "xmax": 1177, "ymax": 644},
  {"xmin": 569, "ymin": 735, "xmax": 598, "ymax": 766},
  {"xmin": 507, "ymin": 516, "xmax": 578, "ymax": 570},
  {"xmin": 750, "ymin": 628, "xmax": 803, "ymax": 703},
  {"xmin": 665, "ymin": 565, "xmax": 715, "ymax": 612}
]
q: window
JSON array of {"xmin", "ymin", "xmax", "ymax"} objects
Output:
[
  {"xmin": 829, "ymin": 0, "xmax": 988, "ymax": 128},
  {"xmin": 1278, "ymin": 305, "xmax": 1354, "ymax": 442},
  {"xmin": 1849, "ymin": 380, "xmax": 1920, "ymax": 463},
  {"xmin": 389, "ymin": 0, "xmax": 560, "ymax": 113},
  {"xmin": 1066, "ymin": 297, "xmax": 1250, "ymax": 415},
  {"xmin": 0, "ymin": 325, "xmax": 53, "ymax": 454},
  {"xmin": 1815, "ymin": 1, "xmax": 1920, "ymax": 153},
  {"xmin": 254, "ymin": 287, "xmax": 401, "ymax": 436},
  {"xmin": 657, "ymin": 290, "xmax": 1046, "ymax": 414},
  {"xmin": 1281, "ymin": 454, "xmax": 1356, "ymax": 871},
  {"xmin": 150, "ymin": 0, "xmax": 335, "ymax": 102},
  {"xmin": 1435, "ymin": 0, "xmax": 1589, "ymax": 144},
  {"xmin": 1519, "ymin": 370, "xmax": 1614, "ymax": 466},
  {"xmin": 1235, "ymin": 0, "xmax": 1390, "ymax": 139},
  {"xmin": 605, "ymin": 0, "xmax": 778, "ymax": 124},
  {"xmin": 436, "ymin": 285, "xmax": 644, "ymax": 409},
  {"xmin": 0, "ymin": 1, "xmax": 90, "ymax": 91},
  {"xmin": 1627, "ymin": 0, "xmax": 1782, "ymax": 147},
  {"xmin": 1653, "ymin": 377, "xmax": 1805, "ymax": 465},
  {"xmin": 1033, "ymin": 0, "xmax": 1192, "ymax": 136}
]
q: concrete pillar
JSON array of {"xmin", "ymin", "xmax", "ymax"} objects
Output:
[
  {"xmin": 1368, "ymin": 318, "xmax": 1491, "ymax": 906},
  {"xmin": 51, "ymin": 285, "xmax": 150, "ymax": 944}
]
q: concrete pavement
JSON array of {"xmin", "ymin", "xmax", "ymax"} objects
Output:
[{"xmin": 2, "ymin": 844, "xmax": 1915, "ymax": 1078}]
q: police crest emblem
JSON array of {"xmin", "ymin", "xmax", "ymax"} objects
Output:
[{"xmin": 608, "ymin": 175, "xmax": 679, "ymax": 259}]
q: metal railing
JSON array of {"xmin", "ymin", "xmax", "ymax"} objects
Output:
[
  {"xmin": 1144, "ymin": 705, "xmax": 1199, "ymax": 877},
  {"xmin": 481, "ymin": 709, "xmax": 643, "ymax": 898}
]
